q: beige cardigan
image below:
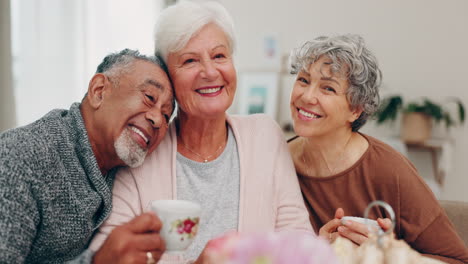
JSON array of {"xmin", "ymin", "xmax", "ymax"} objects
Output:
[{"xmin": 90, "ymin": 114, "xmax": 313, "ymax": 260}]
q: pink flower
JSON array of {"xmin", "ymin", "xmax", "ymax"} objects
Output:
[
  {"xmin": 206, "ymin": 231, "xmax": 339, "ymax": 264},
  {"xmin": 207, "ymin": 231, "xmax": 240, "ymax": 252},
  {"xmin": 183, "ymin": 219, "xmax": 195, "ymax": 233},
  {"xmin": 177, "ymin": 225, "xmax": 185, "ymax": 234}
]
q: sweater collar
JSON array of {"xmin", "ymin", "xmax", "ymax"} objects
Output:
[{"xmin": 67, "ymin": 102, "xmax": 115, "ymax": 225}]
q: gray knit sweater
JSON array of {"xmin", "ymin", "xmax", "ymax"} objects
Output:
[{"xmin": 0, "ymin": 103, "xmax": 115, "ymax": 263}]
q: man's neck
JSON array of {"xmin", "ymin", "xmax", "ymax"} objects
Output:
[{"xmin": 80, "ymin": 103, "xmax": 122, "ymax": 176}]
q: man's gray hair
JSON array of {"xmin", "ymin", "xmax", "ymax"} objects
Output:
[
  {"xmin": 154, "ymin": 1, "xmax": 236, "ymax": 62},
  {"xmin": 289, "ymin": 34, "xmax": 382, "ymax": 131},
  {"xmin": 96, "ymin": 48, "xmax": 168, "ymax": 81},
  {"xmin": 83, "ymin": 49, "xmax": 172, "ymax": 108}
]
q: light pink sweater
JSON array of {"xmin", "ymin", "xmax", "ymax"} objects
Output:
[{"xmin": 90, "ymin": 114, "xmax": 313, "ymax": 261}]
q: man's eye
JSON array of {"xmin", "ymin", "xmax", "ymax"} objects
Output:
[{"xmin": 145, "ymin": 94, "xmax": 155, "ymax": 102}]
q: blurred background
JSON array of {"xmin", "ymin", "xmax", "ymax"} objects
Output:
[{"xmin": 1, "ymin": 0, "xmax": 467, "ymax": 202}]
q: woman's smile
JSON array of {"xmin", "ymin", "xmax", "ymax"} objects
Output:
[
  {"xmin": 297, "ymin": 107, "xmax": 322, "ymax": 121},
  {"xmin": 196, "ymin": 86, "xmax": 223, "ymax": 96}
]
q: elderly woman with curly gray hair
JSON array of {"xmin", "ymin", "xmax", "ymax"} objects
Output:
[{"xmin": 287, "ymin": 34, "xmax": 468, "ymax": 263}]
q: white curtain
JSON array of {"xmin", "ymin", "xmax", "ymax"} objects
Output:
[
  {"xmin": 11, "ymin": 0, "xmax": 163, "ymax": 126},
  {"xmin": 0, "ymin": 0, "xmax": 16, "ymax": 132}
]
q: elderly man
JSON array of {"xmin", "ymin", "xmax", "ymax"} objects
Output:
[{"xmin": 0, "ymin": 49, "xmax": 173, "ymax": 263}]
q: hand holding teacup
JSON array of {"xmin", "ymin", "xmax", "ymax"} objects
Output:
[
  {"xmin": 93, "ymin": 212, "xmax": 165, "ymax": 264},
  {"xmin": 320, "ymin": 208, "xmax": 392, "ymax": 245}
]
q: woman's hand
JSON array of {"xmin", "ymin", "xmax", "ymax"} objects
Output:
[
  {"xmin": 319, "ymin": 208, "xmax": 345, "ymax": 243},
  {"xmin": 377, "ymin": 217, "xmax": 393, "ymax": 231},
  {"xmin": 337, "ymin": 217, "xmax": 393, "ymax": 246}
]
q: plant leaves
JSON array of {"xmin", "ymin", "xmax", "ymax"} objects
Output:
[
  {"xmin": 375, "ymin": 95, "xmax": 402, "ymax": 124},
  {"xmin": 443, "ymin": 112, "xmax": 453, "ymax": 129},
  {"xmin": 456, "ymin": 99, "xmax": 465, "ymax": 124},
  {"xmin": 423, "ymin": 99, "xmax": 443, "ymax": 122},
  {"xmin": 375, "ymin": 95, "xmax": 465, "ymax": 129}
]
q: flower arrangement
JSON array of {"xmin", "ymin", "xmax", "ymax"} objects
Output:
[
  {"xmin": 204, "ymin": 231, "xmax": 339, "ymax": 264},
  {"xmin": 169, "ymin": 217, "xmax": 199, "ymax": 241},
  {"xmin": 331, "ymin": 235, "xmax": 447, "ymax": 264}
]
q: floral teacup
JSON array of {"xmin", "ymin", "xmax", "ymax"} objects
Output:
[{"xmin": 149, "ymin": 200, "xmax": 201, "ymax": 254}]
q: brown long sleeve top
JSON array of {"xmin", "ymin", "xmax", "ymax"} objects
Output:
[{"xmin": 291, "ymin": 134, "xmax": 468, "ymax": 264}]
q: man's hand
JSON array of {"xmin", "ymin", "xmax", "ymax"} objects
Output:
[{"xmin": 93, "ymin": 212, "xmax": 165, "ymax": 264}]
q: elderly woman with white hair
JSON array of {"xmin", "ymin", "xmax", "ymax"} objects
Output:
[
  {"xmin": 90, "ymin": 1, "xmax": 312, "ymax": 263},
  {"xmin": 288, "ymin": 34, "xmax": 468, "ymax": 263}
]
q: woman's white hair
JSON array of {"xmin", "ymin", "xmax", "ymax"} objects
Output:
[{"xmin": 154, "ymin": 1, "xmax": 236, "ymax": 62}]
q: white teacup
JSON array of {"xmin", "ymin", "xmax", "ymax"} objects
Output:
[
  {"xmin": 149, "ymin": 200, "xmax": 201, "ymax": 254},
  {"xmin": 341, "ymin": 216, "xmax": 381, "ymax": 232}
]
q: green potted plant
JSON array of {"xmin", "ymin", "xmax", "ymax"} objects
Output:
[{"xmin": 375, "ymin": 95, "xmax": 465, "ymax": 143}]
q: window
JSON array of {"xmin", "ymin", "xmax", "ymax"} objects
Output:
[{"xmin": 11, "ymin": 0, "xmax": 163, "ymax": 125}]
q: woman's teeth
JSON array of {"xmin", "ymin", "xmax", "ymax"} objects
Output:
[
  {"xmin": 131, "ymin": 126, "xmax": 149, "ymax": 144},
  {"xmin": 299, "ymin": 109, "xmax": 320, "ymax": 118},
  {"xmin": 198, "ymin": 87, "xmax": 221, "ymax": 94}
]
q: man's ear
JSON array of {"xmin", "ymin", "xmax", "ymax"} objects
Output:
[{"xmin": 86, "ymin": 73, "xmax": 109, "ymax": 109}]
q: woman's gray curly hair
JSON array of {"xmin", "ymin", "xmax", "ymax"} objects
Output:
[{"xmin": 289, "ymin": 34, "xmax": 382, "ymax": 131}]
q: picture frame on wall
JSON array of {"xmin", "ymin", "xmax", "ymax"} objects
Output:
[{"xmin": 238, "ymin": 72, "xmax": 279, "ymax": 119}]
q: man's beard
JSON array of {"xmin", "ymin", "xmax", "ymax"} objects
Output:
[{"xmin": 114, "ymin": 128, "xmax": 148, "ymax": 168}]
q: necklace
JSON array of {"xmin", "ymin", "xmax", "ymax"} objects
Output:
[{"xmin": 179, "ymin": 140, "xmax": 226, "ymax": 163}]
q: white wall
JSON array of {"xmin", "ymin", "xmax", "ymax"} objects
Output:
[{"xmin": 220, "ymin": 0, "xmax": 468, "ymax": 202}]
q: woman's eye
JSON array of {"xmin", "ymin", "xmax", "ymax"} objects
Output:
[
  {"xmin": 297, "ymin": 77, "xmax": 308, "ymax": 84},
  {"xmin": 164, "ymin": 114, "xmax": 170, "ymax": 123},
  {"xmin": 183, "ymin": 58, "xmax": 196, "ymax": 64},
  {"xmin": 214, "ymin": 53, "xmax": 226, "ymax": 59},
  {"xmin": 323, "ymin": 86, "xmax": 336, "ymax": 93}
]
